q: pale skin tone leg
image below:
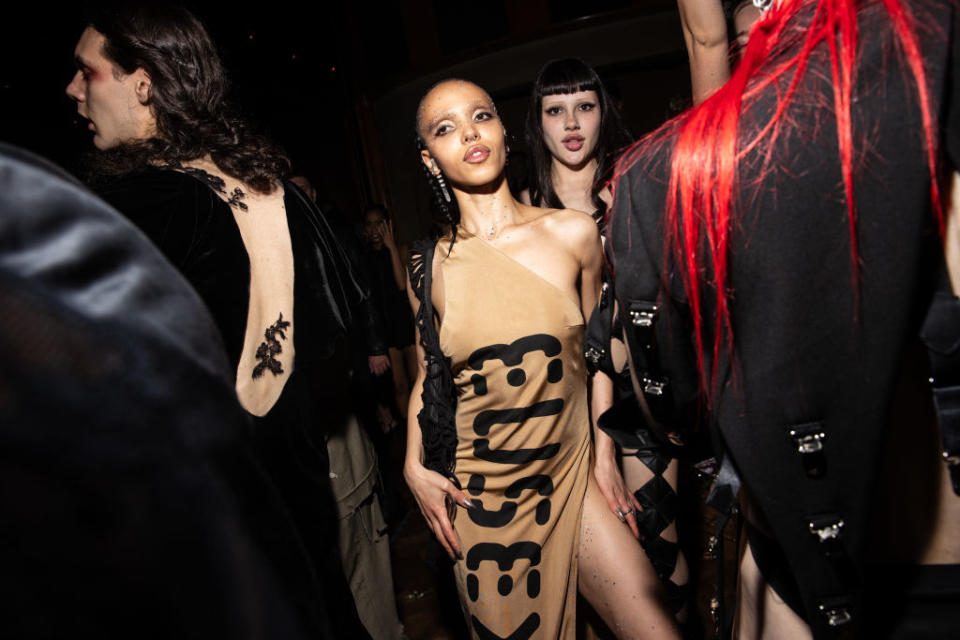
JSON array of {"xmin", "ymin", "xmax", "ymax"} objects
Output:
[
  {"xmin": 404, "ymin": 80, "xmax": 681, "ymax": 639},
  {"xmin": 579, "ymin": 474, "xmax": 681, "ymax": 640},
  {"xmin": 733, "ymin": 540, "xmax": 812, "ymax": 640}
]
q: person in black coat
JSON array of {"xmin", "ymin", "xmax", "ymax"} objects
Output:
[{"xmin": 607, "ymin": 1, "xmax": 960, "ymax": 637}]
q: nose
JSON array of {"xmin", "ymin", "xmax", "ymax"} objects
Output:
[
  {"xmin": 65, "ymin": 71, "xmax": 84, "ymax": 102},
  {"xmin": 462, "ymin": 121, "xmax": 479, "ymax": 143},
  {"xmin": 563, "ymin": 109, "xmax": 579, "ymax": 130}
]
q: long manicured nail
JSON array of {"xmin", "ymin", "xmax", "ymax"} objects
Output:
[{"xmin": 464, "ymin": 498, "xmax": 475, "ymax": 509}]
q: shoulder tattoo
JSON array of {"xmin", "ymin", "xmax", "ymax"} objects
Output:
[{"xmin": 173, "ymin": 164, "xmax": 249, "ymax": 211}]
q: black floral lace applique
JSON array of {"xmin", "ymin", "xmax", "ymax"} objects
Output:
[
  {"xmin": 172, "ymin": 164, "xmax": 249, "ymax": 211},
  {"xmin": 252, "ymin": 312, "xmax": 291, "ymax": 378}
]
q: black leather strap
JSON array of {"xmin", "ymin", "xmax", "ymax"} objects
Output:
[
  {"xmin": 920, "ymin": 265, "xmax": 960, "ymax": 496},
  {"xmin": 705, "ymin": 454, "xmax": 742, "ymax": 638}
]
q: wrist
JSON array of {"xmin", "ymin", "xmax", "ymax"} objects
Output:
[
  {"xmin": 594, "ymin": 433, "xmax": 617, "ymax": 456},
  {"xmin": 404, "ymin": 457, "xmax": 425, "ymax": 477},
  {"xmin": 594, "ymin": 445, "xmax": 618, "ymax": 468}
]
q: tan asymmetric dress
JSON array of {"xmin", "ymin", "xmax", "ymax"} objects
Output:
[{"xmin": 438, "ymin": 233, "xmax": 591, "ymax": 640}]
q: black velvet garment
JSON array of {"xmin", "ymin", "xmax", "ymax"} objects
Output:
[
  {"xmin": 607, "ymin": 1, "xmax": 957, "ymax": 637},
  {"xmin": 97, "ymin": 166, "xmax": 370, "ymax": 639},
  {"xmin": 0, "ymin": 143, "xmax": 329, "ymax": 638}
]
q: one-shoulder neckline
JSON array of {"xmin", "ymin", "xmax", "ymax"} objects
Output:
[{"xmin": 453, "ymin": 231, "xmax": 584, "ymax": 327}]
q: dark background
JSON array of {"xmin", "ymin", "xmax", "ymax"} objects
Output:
[{"xmin": 0, "ymin": 1, "xmax": 691, "ymax": 237}]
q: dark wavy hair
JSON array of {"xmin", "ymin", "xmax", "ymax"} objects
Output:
[
  {"xmin": 524, "ymin": 58, "xmax": 632, "ymax": 216},
  {"xmin": 84, "ymin": 4, "xmax": 289, "ymax": 193}
]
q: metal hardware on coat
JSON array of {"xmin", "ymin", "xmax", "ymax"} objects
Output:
[
  {"xmin": 817, "ymin": 598, "xmax": 852, "ymax": 627},
  {"xmin": 808, "ymin": 514, "xmax": 845, "ymax": 558},
  {"xmin": 705, "ymin": 535, "xmax": 719, "ymax": 559},
  {"xmin": 598, "ymin": 281, "xmax": 610, "ymax": 308},
  {"xmin": 584, "ymin": 344, "xmax": 604, "ymax": 368},
  {"xmin": 628, "ymin": 301, "xmax": 658, "ymax": 328},
  {"xmin": 788, "ymin": 421, "xmax": 827, "ymax": 477},
  {"xmin": 808, "ymin": 518, "xmax": 844, "ymax": 543},
  {"xmin": 642, "ymin": 375, "xmax": 667, "ymax": 396}
]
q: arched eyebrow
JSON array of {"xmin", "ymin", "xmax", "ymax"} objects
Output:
[
  {"xmin": 74, "ymin": 54, "xmax": 91, "ymax": 69},
  {"xmin": 424, "ymin": 101, "xmax": 496, "ymax": 133}
]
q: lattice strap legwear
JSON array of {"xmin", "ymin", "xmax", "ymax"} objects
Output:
[{"xmin": 629, "ymin": 449, "xmax": 686, "ymax": 613}]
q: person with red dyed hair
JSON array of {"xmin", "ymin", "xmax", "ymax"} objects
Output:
[{"xmin": 607, "ymin": 0, "xmax": 960, "ymax": 637}]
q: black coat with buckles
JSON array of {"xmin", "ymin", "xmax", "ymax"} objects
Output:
[{"xmin": 607, "ymin": 1, "xmax": 958, "ymax": 637}]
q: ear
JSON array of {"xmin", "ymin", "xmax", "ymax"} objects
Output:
[
  {"xmin": 132, "ymin": 68, "xmax": 152, "ymax": 104},
  {"xmin": 420, "ymin": 148, "xmax": 438, "ymax": 175}
]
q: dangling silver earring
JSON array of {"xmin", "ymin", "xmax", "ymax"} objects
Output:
[{"xmin": 435, "ymin": 171, "xmax": 452, "ymax": 203}]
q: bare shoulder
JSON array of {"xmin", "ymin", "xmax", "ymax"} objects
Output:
[
  {"xmin": 523, "ymin": 206, "xmax": 601, "ymax": 265},
  {"xmin": 543, "ymin": 208, "xmax": 600, "ymax": 245}
]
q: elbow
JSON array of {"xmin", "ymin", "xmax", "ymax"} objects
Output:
[{"xmin": 690, "ymin": 31, "xmax": 727, "ymax": 50}]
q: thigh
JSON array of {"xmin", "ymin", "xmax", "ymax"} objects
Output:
[
  {"xmin": 620, "ymin": 453, "xmax": 680, "ymax": 542},
  {"xmin": 734, "ymin": 540, "xmax": 812, "ymax": 640},
  {"xmin": 578, "ymin": 475, "xmax": 680, "ymax": 640}
]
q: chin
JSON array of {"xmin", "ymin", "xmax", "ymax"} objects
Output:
[
  {"xmin": 563, "ymin": 150, "xmax": 591, "ymax": 167},
  {"xmin": 460, "ymin": 162, "xmax": 505, "ymax": 186},
  {"xmin": 92, "ymin": 135, "xmax": 119, "ymax": 151}
]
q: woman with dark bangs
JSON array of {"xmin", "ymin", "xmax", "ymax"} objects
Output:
[
  {"xmin": 607, "ymin": 0, "xmax": 960, "ymax": 637},
  {"xmin": 524, "ymin": 58, "xmax": 691, "ymax": 619},
  {"xmin": 522, "ymin": 57, "xmax": 632, "ymax": 225},
  {"xmin": 405, "ymin": 78, "xmax": 680, "ymax": 639}
]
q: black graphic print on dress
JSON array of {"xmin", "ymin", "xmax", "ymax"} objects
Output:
[
  {"xmin": 463, "ymin": 334, "xmax": 565, "ymax": 639},
  {"xmin": 252, "ymin": 312, "xmax": 291, "ymax": 378}
]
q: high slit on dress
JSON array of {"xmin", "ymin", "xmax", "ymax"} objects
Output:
[{"xmin": 436, "ymin": 233, "xmax": 591, "ymax": 640}]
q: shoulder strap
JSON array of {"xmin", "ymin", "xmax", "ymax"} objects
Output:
[
  {"xmin": 407, "ymin": 238, "xmax": 458, "ymax": 481},
  {"xmin": 408, "ymin": 238, "xmax": 438, "ymax": 342}
]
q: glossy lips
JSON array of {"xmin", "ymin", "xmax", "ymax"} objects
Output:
[
  {"xmin": 562, "ymin": 134, "xmax": 584, "ymax": 152},
  {"xmin": 464, "ymin": 144, "xmax": 490, "ymax": 164}
]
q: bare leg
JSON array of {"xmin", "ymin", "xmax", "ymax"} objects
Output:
[
  {"xmin": 579, "ymin": 475, "xmax": 681, "ymax": 640},
  {"xmin": 733, "ymin": 541, "xmax": 812, "ymax": 640}
]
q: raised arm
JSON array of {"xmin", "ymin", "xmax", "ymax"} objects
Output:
[{"xmin": 677, "ymin": 0, "xmax": 731, "ymax": 104}]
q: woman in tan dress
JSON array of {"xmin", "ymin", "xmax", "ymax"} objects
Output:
[{"xmin": 403, "ymin": 79, "xmax": 679, "ymax": 640}]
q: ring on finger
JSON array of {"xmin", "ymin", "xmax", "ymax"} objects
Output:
[{"xmin": 615, "ymin": 508, "xmax": 626, "ymax": 523}]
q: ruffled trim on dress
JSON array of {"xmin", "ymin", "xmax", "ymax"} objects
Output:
[{"xmin": 408, "ymin": 238, "xmax": 459, "ymax": 484}]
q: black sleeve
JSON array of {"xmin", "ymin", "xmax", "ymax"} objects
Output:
[{"xmin": 607, "ymin": 159, "xmax": 700, "ymax": 438}]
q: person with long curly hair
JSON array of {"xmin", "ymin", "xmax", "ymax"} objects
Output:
[{"xmin": 67, "ymin": 5, "xmax": 371, "ymax": 638}]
